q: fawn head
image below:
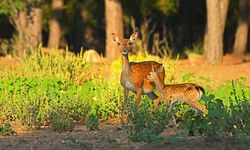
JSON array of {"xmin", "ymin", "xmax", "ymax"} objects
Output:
[
  {"xmin": 147, "ymin": 65, "xmax": 164, "ymax": 80},
  {"xmin": 112, "ymin": 32, "xmax": 138, "ymax": 55}
]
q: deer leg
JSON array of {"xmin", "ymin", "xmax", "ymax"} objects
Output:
[
  {"xmin": 136, "ymin": 88, "xmax": 143, "ymax": 110},
  {"xmin": 188, "ymin": 101, "xmax": 207, "ymax": 114},
  {"xmin": 168, "ymin": 98, "xmax": 177, "ymax": 112},
  {"xmin": 168, "ymin": 98, "xmax": 180, "ymax": 128},
  {"xmin": 121, "ymin": 88, "xmax": 129, "ymax": 125},
  {"xmin": 147, "ymin": 92, "xmax": 160, "ymax": 110}
]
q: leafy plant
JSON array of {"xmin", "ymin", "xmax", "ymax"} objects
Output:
[
  {"xmin": 21, "ymin": 48, "xmax": 91, "ymax": 85},
  {"xmin": 177, "ymin": 79, "xmax": 250, "ymax": 136},
  {"xmin": 0, "ymin": 123, "xmax": 16, "ymax": 136},
  {"xmin": 86, "ymin": 114, "xmax": 99, "ymax": 130},
  {"xmin": 48, "ymin": 109, "xmax": 75, "ymax": 132},
  {"xmin": 127, "ymin": 99, "xmax": 170, "ymax": 142}
]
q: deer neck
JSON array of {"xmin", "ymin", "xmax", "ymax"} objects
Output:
[
  {"xmin": 121, "ymin": 54, "xmax": 130, "ymax": 78},
  {"xmin": 154, "ymin": 74, "xmax": 165, "ymax": 92}
]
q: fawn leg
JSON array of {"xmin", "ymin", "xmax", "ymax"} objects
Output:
[
  {"xmin": 188, "ymin": 101, "xmax": 207, "ymax": 114},
  {"xmin": 121, "ymin": 88, "xmax": 128, "ymax": 125},
  {"xmin": 136, "ymin": 88, "xmax": 143, "ymax": 110},
  {"xmin": 168, "ymin": 98, "xmax": 177, "ymax": 112},
  {"xmin": 147, "ymin": 92, "xmax": 160, "ymax": 110}
]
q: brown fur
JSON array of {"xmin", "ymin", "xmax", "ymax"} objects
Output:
[
  {"xmin": 147, "ymin": 66, "xmax": 207, "ymax": 114},
  {"xmin": 112, "ymin": 32, "xmax": 165, "ymax": 125}
]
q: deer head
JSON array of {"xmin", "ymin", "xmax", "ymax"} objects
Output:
[
  {"xmin": 147, "ymin": 65, "xmax": 164, "ymax": 80},
  {"xmin": 111, "ymin": 32, "xmax": 138, "ymax": 55}
]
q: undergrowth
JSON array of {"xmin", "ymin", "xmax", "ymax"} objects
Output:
[
  {"xmin": 127, "ymin": 99, "xmax": 171, "ymax": 142},
  {"xmin": 0, "ymin": 49, "xmax": 250, "ymax": 139}
]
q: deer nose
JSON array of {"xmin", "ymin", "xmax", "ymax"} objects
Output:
[{"xmin": 121, "ymin": 48, "xmax": 129, "ymax": 54}]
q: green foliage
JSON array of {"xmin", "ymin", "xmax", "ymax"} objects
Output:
[
  {"xmin": 0, "ymin": 50, "xmax": 123, "ymax": 127},
  {"xmin": 154, "ymin": 0, "xmax": 177, "ymax": 15},
  {"xmin": 0, "ymin": 0, "xmax": 26, "ymax": 17},
  {"xmin": 123, "ymin": 0, "xmax": 176, "ymax": 18},
  {"xmin": 86, "ymin": 114, "xmax": 99, "ymax": 130},
  {"xmin": 1, "ymin": 47, "xmax": 250, "ymax": 141},
  {"xmin": 127, "ymin": 99, "xmax": 170, "ymax": 143},
  {"xmin": 83, "ymin": 77, "xmax": 122, "ymax": 120},
  {"xmin": 177, "ymin": 79, "xmax": 250, "ymax": 136},
  {"xmin": 49, "ymin": 109, "xmax": 75, "ymax": 132},
  {"xmin": 214, "ymin": 78, "xmax": 250, "ymax": 106},
  {"xmin": 0, "ymin": 75, "xmax": 90, "ymax": 125},
  {"xmin": 0, "ymin": 123, "xmax": 16, "ymax": 136},
  {"xmin": 21, "ymin": 48, "xmax": 90, "ymax": 85}
]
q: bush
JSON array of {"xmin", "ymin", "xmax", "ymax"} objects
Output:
[
  {"xmin": 20, "ymin": 48, "xmax": 91, "ymax": 85},
  {"xmin": 0, "ymin": 123, "xmax": 16, "ymax": 136},
  {"xmin": 127, "ymin": 99, "xmax": 170, "ymax": 142},
  {"xmin": 177, "ymin": 79, "xmax": 250, "ymax": 136},
  {"xmin": 0, "ymin": 76, "xmax": 88, "ymax": 127},
  {"xmin": 86, "ymin": 114, "xmax": 99, "ymax": 130},
  {"xmin": 48, "ymin": 109, "xmax": 75, "ymax": 132}
]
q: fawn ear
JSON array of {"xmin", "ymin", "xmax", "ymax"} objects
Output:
[
  {"xmin": 129, "ymin": 32, "xmax": 138, "ymax": 43},
  {"xmin": 112, "ymin": 33, "xmax": 120, "ymax": 43},
  {"xmin": 158, "ymin": 65, "xmax": 164, "ymax": 73},
  {"xmin": 151, "ymin": 65, "xmax": 155, "ymax": 72}
]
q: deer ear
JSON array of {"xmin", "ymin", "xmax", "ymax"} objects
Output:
[
  {"xmin": 129, "ymin": 32, "xmax": 138, "ymax": 43},
  {"xmin": 158, "ymin": 65, "xmax": 164, "ymax": 73},
  {"xmin": 151, "ymin": 65, "xmax": 155, "ymax": 72},
  {"xmin": 112, "ymin": 33, "xmax": 119, "ymax": 43}
]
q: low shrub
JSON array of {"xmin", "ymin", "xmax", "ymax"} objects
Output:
[
  {"xmin": 177, "ymin": 79, "xmax": 250, "ymax": 136},
  {"xmin": 48, "ymin": 109, "xmax": 75, "ymax": 132},
  {"xmin": 127, "ymin": 98, "xmax": 171, "ymax": 142},
  {"xmin": 0, "ymin": 123, "xmax": 16, "ymax": 136}
]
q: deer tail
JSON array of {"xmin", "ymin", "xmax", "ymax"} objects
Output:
[{"xmin": 196, "ymin": 86, "xmax": 205, "ymax": 99}]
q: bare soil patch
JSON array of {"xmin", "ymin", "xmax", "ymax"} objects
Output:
[
  {"xmin": 176, "ymin": 54, "xmax": 250, "ymax": 87},
  {"xmin": 1, "ymin": 122, "xmax": 250, "ymax": 150}
]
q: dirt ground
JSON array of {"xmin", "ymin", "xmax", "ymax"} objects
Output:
[
  {"xmin": 175, "ymin": 54, "xmax": 250, "ymax": 87},
  {"xmin": 1, "ymin": 54, "xmax": 250, "ymax": 150},
  {"xmin": 1, "ymin": 122, "xmax": 250, "ymax": 150}
]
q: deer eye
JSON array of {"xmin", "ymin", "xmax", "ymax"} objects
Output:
[
  {"xmin": 129, "ymin": 42, "xmax": 133, "ymax": 45},
  {"xmin": 117, "ymin": 43, "xmax": 121, "ymax": 46}
]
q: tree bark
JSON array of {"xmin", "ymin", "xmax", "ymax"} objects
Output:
[
  {"xmin": 105, "ymin": 0, "xmax": 124, "ymax": 60},
  {"xmin": 204, "ymin": 0, "xmax": 230, "ymax": 64},
  {"xmin": 233, "ymin": 0, "xmax": 249, "ymax": 58},
  {"xmin": 26, "ymin": 3, "xmax": 42, "ymax": 51},
  {"xmin": 204, "ymin": 0, "xmax": 224, "ymax": 64},
  {"xmin": 14, "ymin": 11, "xmax": 27, "ymax": 57},
  {"xmin": 13, "ymin": 2, "xmax": 42, "ymax": 57},
  {"xmin": 48, "ymin": 0, "xmax": 64, "ymax": 49}
]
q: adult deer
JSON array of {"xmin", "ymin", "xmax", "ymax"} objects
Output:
[
  {"xmin": 112, "ymin": 32, "xmax": 165, "ymax": 125},
  {"xmin": 147, "ymin": 65, "xmax": 207, "ymax": 114}
]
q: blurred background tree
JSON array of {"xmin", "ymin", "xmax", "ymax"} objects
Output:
[
  {"xmin": 0, "ymin": 0, "xmax": 42, "ymax": 57},
  {"xmin": 0, "ymin": 0, "xmax": 249, "ymax": 63},
  {"xmin": 233, "ymin": 0, "xmax": 249, "ymax": 60},
  {"xmin": 47, "ymin": 0, "xmax": 64, "ymax": 49},
  {"xmin": 105, "ymin": 0, "xmax": 123, "ymax": 60}
]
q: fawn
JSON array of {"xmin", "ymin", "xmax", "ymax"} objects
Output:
[
  {"xmin": 147, "ymin": 65, "xmax": 207, "ymax": 114},
  {"xmin": 112, "ymin": 32, "xmax": 165, "ymax": 125}
]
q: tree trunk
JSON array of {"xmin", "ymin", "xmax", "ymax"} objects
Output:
[
  {"xmin": 13, "ymin": 2, "xmax": 42, "ymax": 57},
  {"xmin": 26, "ymin": 3, "xmax": 42, "ymax": 51},
  {"xmin": 204, "ymin": 0, "xmax": 230, "ymax": 64},
  {"xmin": 14, "ymin": 11, "xmax": 27, "ymax": 57},
  {"xmin": 233, "ymin": 0, "xmax": 249, "ymax": 58},
  {"xmin": 48, "ymin": 0, "xmax": 64, "ymax": 49},
  {"xmin": 105, "ymin": 0, "xmax": 124, "ymax": 60}
]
